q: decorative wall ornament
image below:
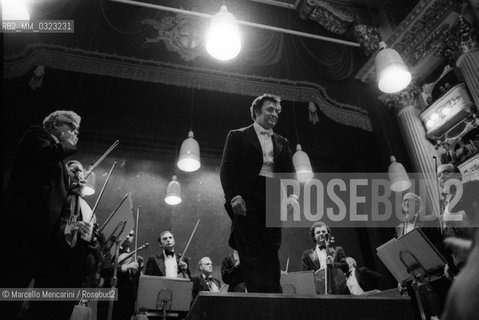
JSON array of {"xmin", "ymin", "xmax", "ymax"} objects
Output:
[
  {"xmin": 297, "ymin": 0, "xmax": 355, "ymax": 34},
  {"xmin": 142, "ymin": 14, "xmax": 206, "ymax": 62},
  {"xmin": 308, "ymin": 102, "xmax": 320, "ymax": 125},
  {"xmin": 434, "ymin": 16, "xmax": 478, "ymax": 63},
  {"xmin": 28, "ymin": 65, "xmax": 45, "ymax": 90},
  {"xmin": 411, "ymin": 23, "xmax": 451, "ymax": 65},
  {"xmin": 353, "ymin": 23, "xmax": 380, "ymax": 57},
  {"xmin": 379, "ymin": 82, "xmax": 421, "ymax": 113},
  {"xmin": 3, "ymin": 44, "xmax": 372, "ymax": 132}
]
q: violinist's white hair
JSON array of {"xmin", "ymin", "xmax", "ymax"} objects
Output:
[{"xmin": 43, "ymin": 110, "xmax": 81, "ymax": 133}]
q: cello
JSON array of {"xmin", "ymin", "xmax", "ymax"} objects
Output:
[{"xmin": 313, "ymin": 234, "xmax": 347, "ymax": 295}]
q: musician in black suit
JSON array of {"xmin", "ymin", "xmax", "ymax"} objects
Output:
[
  {"xmin": 1, "ymin": 110, "xmax": 81, "ymax": 320},
  {"xmin": 145, "ymin": 230, "xmax": 190, "ymax": 279},
  {"xmin": 301, "ymin": 222, "xmax": 348, "ymax": 294},
  {"xmin": 192, "ymin": 257, "xmax": 222, "ymax": 300},
  {"xmin": 220, "ymin": 93, "xmax": 294, "ymax": 293}
]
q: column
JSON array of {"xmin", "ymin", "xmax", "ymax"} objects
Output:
[
  {"xmin": 456, "ymin": 48, "xmax": 479, "ymax": 107},
  {"xmin": 380, "ymin": 86, "xmax": 442, "ymax": 218}
]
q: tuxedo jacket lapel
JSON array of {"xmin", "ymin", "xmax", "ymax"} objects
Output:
[
  {"xmin": 247, "ymin": 125, "xmax": 262, "ymax": 153},
  {"xmin": 154, "ymin": 254, "xmax": 166, "ymax": 276},
  {"xmin": 272, "ymin": 134, "xmax": 283, "ymax": 160}
]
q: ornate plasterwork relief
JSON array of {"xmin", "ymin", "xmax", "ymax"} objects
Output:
[{"xmin": 355, "ymin": 0, "xmax": 462, "ymax": 84}]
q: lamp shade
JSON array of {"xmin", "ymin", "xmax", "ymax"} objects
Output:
[
  {"xmin": 293, "ymin": 144, "xmax": 314, "ymax": 182},
  {"xmin": 165, "ymin": 175, "xmax": 182, "ymax": 205},
  {"xmin": 82, "ymin": 170, "xmax": 96, "ymax": 196},
  {"xmin": 375, "ymin": 42, "xmax": 411, "ymax": 93},
  {"xmin": 177, "ymin": 130, "xmax": 201, "ymax": 172},
  {"xmin": 205, "ymin": 5, "xmax": 241, "ymax": 61},
  {"xmin": 388, "ymin": 155, "xmax": 411, "ymax": 192}
]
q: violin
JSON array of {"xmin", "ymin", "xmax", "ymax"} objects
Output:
[
  {"xmin": 118, "ymin": 243, "xmax": 149, "ymax": 266},
  {"xmin": 63, "ymin": 169, "xmax": 96, "ymax": 247}
]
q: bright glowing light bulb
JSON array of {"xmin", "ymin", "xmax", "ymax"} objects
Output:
[
  {"xmin": 205, "ymin": 5, "xmax": 241, "ymax": 61},
  {"xmin": 2, "ymin": 0, "xmax": 30, "ymax": 20}
]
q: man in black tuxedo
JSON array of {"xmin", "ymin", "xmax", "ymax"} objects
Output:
[
  {"xmin": 301, "ymin": 222, "xmax": 348, "ymax": 294},
  {"xmin": 220, "ymin": 93, "xmax": 294, "ymax": 293},
  {"xmin": 145, "ymin": 230, "xmax": 190, "ymax": 279},
  {"xmin": 1, "ymin": 110, "xmax": 81, "ymax": 320},
  {"xmin": 192, "ymin": 257, "xmax": 222, "ymax": 300}
]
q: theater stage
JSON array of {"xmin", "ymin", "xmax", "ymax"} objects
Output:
[{"xmin": 186, "ymin": 292, "xmax": 414, "ymax": 320}]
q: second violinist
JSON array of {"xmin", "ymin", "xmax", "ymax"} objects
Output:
[
  {"xmin": 98, "ymin": 230, "xmax": 144, "ymax": 320},
  {"xmin": 62, "ymin": 160, "xmax": 102, "ymax": 288}
]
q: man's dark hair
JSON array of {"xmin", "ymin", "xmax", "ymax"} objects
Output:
[
  {"xmin": 158, "ymin": 230, "xmax": 173, "ymax": 242},
  {"xmin": 309, "ymin": 222, "xmax": 331, "ymax": 243},
  {"xmin": 250, "ymin": 94, "xmax": 281, "ymax": 121}
]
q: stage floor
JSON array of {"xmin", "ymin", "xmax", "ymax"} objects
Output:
[{"xmin": 186, "ymin": 292, "xmax": 414, "ymax": 320}]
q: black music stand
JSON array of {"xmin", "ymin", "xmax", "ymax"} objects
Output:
[
  {"xmin": 136, "ymin": 275, "xmax": 193, "ymax": 319},
  {"xmin": 377, "ymin": 229, "xmax": 446, "ymax": 320}
]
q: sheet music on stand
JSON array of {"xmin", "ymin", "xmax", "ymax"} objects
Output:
[{"xmin": 376, "ymin": 228, "xmax": 446, "ymax": 283}]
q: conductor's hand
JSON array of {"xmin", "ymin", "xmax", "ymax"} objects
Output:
[
  {"xmin": 178, "ymin": 260, "xmax": 188, "ymax": 271},
  {"xmin": 231, "ymin": 196, "xmax": 247, "ymax": 216}
]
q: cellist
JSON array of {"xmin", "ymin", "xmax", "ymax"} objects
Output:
[{"xmin": 301, "ymin": 222, "xmax": 348, "ymax": 294}]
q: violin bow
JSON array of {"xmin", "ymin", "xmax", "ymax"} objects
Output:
[
  {"xmin": 85, "ymin": 140, "xmax": 119, "ymax": 179},
  {"xmin": 180, "ymin": 219, "xmax": 200, "ymax": 260},
  {"xmin": 90, "ymin": 162, "xmax": 117, "ymax": 222},
  {"xmin": 134, "ymin": 206, "xmax": 140, "ymax": 262},
  {"xmin": 98, "ymin": 193, "xmax": 131, "ymax": 233}
]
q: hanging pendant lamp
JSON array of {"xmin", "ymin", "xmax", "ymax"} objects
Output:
[
  {"xmin": 388, "ymin": 155, "xmax": 411, "ymax": 192},
  {"xmin": 165, "ymin": 175, "xmax": 182, "ymax": 205},
  {"xmin": 205, "ymin": 5, "xmax": 241, "ymax": 61},
  {"xmin": 177, "ymin": 130, "xmax": 201, "ymax": 172},
  {"xmin": 293, "ymin": 144, "xmax": 314, "ymax": 182},
  {"xmin": 375, "ymin": 42, "xmax": 411, "ymax": 93}
]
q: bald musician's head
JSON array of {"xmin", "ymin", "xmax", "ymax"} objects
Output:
[{"xmin": 198, "ymin": 257, "xmax": 213, "ymax": 276}]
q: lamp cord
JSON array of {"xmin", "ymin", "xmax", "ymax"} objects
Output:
[
  {"xmin": 190, "ymin": 88, "xmax": 194, "ymax": 131},
  {"xmin": 285, "ymin": 9, "xmax": 300, "ymax": 146}
]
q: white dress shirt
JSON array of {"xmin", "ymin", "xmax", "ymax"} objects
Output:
[
  {"xmin": 315, "ymin": 245, "xmax": 327, "ymax": 270},
  {"xmin": 164, "ymin": 251, "xmax": 178, "ymax": 278},
  {"xmin": 253, "ymin": 121, "xmax": 275, "ymax": 178}
]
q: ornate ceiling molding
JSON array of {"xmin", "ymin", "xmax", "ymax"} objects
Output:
[
  {"xmin": 355, "ymin": 0, "xmax": 462, "ymax": 84},
  {"xmin": 3, "ymin": 44, "xmax": 372, "ymax": 132},
  {"xmin": 297, "ymin": 0, "xmax": 356, "ymax": 34}
]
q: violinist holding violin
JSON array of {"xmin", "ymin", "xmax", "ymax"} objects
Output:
[
  {"xmin": 1, "ymin": 110, "xmax": 82, "ymax": 320},
  {"xmin": 145, "ymin": 230, "xmax": 191, "ymax": 279},
  {"xmin": 98, "ymin": 230, "xmax": 144, "ymax": 320},
  {"xmin": 62, "ymin": 160, "xmax": 101, "ymax": 288}
]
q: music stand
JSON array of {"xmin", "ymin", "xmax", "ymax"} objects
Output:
[
  {"xmin": 136, "ymin": 275, "xmax": 193, "ymax": 318},
  {"xmin": 377, "ymin": 229, "xmax": 446, "ymax": 320},
  {"xmin": 280, "ymin": 271, "xmax": 317, "ymax": 295}
]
